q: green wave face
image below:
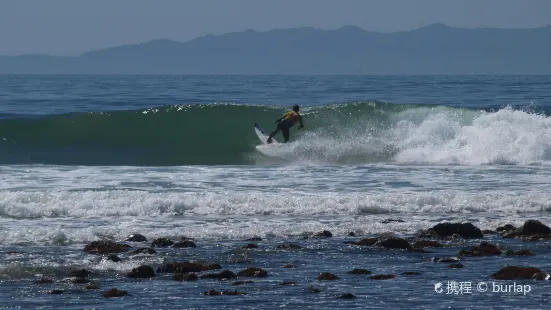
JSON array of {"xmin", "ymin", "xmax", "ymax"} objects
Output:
[{"xmin": 0, "ymin": 102, "xmax": 481, "ymax": 165}]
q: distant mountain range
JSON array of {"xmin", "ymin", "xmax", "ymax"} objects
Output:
[{"xmin": 1, "ymin": 23, "xmax": 550, "ymax": 74}]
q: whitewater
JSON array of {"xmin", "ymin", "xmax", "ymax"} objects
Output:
[{"xmin": 1, "ymin": 75, "xmax": 551, "ymax": 309}]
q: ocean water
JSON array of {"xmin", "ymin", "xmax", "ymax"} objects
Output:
[{"xmin": 1, "ymin": 75, "xmax": 551, "ymax": 309}]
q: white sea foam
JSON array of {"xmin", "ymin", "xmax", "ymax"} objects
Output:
[{"xmin": 1, "ymin": 188, "xmax": 550, "ymax": 246}]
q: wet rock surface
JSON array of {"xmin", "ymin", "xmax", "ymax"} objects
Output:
[
  {"xmin": 83, "ymin": 241, "xmax": 130, "ymax": 255},
  {"xmin": 7, "ymin": 221, "xmax": 551, "ymax": 308}
]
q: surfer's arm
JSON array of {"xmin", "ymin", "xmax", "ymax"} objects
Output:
[{"xmin": 298, "ymin": 115, "xmax": 304, "ymax": 128}]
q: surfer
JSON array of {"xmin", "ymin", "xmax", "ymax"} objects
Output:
[{"xmin": 267, "ymin": 104, "xmax": 304, "ymax": 143}]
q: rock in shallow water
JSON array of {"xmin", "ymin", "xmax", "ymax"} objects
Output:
[
  {"xmin": 458, "ymin": 242, "xmax": 501, "ymax": 256},
  {"xmin": 277, "ymin": 243, "xmax": 302, "ymax": 250},
  {"xmin": 491, "ymin": 266, "xmax": 541, "ymax": 280},
  {"xmin": 103, "ymin": 254, "xmax": 122, "ymax": 262},
  {"xmin": 104, "ymin": 288, "xmax": 128, "ymax": 298},
  {"xmin": 348, "ymin": 269, "xmax": 371, "ymax": 275},
  {"xmin": 151, "ymin": 238, "xmax": 174, "ymax": 247},
  {"xmin": 200, "ymin": 270, "xmax": 236, "ymax": 280},
  {"xmin": 412, "ymin": 240, "xmax": 443, "ymax": 249},
  {"xmin": 157, "ymin": 261, "xmax": 221, "ymax": 273},
  {"xmin": 317, "ymin": 272, "xmax": 339, "ymax": 280},
  {"xmin": 124, "ymin": 234, "xmax": 147, "ymax": 242},
  {"xmin": 69, "ymin": 269, "xmax": 91, "ymax": 278},
  {"xmin": 313, "ymin": 230, "xmax": 333, "ymax": 238},
  {"xmin": 370, "ymin": 274, "xmax": 396, "ymax": 280},
  {"xmin": 418, "ymin": 222, "xmax": 483, "ymax": 239},
  {"xmin": 172, "ymin": 240, "xmax": 197, "ymax": 248},
  {"xmin": 126, "ymin": 265, "xmax": 156, "ymax": 278},
  {"xmin": 338, "ymin": 293, "xmax": 356, "ymax": 299},
  {"xmin": 501, "ymin": 220, "xmax": 551, "ymax": 240},
  {"xmin": 237, "ymin": 267, "xmax": 268, "ymax": 278},
  {"xmin": 232, "ymin": 280, "xmax": 254, "ymax": 286},
  {"xmin": 83, "ymin": 240, "xmax": 130, "ymax": 255},
  {"xmin": 129, "ymin": 247, "xmax": 156, "ymax": 255},
  {"xmin": 203, "ymin": 289, "xmax": 246, "ymax": 296}
]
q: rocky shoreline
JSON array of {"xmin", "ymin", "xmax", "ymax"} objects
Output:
[{"xmin": 5, "ymin": 219, "xmax": 549, "ymax": 306}]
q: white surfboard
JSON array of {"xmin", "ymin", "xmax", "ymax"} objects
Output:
[
  {"xmin": 255, "ymin": 122, "xmax": 288, "ymax": 158},
  {"xmin": 254, "ymin": 123, "xmax": 279, "ymax": 145}
]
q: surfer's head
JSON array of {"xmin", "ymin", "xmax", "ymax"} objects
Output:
[{"xmin": 292, "ymin": 104, "xmax": 299, "ymax": 112}]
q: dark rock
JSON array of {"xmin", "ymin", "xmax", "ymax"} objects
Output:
[
  {"xmin": 411, "ymin": 248, "xmax": 429, "ymax": 253},
  {"xmin": 317, "ymin": 272, "xmax": 339, "ymax": 280},
  {"xmin": 308, "ymin": 285, "xmax": 321, "ymax": 293},
  {"xmin": 370, "ymin": 274, "xmax": 396, "ymax": 280},
  {"xmin": 496, "ymin": 224, "xmax": 516, "ymax": 232},
  {"xmin": 85, "ymin": 283, "xmax": 99, "ymax": 290},
  {"xmin": 281, "ymin": 264, "xmax": 296, "ymax": 268},
  {"xmin": 103, "ymin": 288, "xmax": 128, "ymax": 298},
  {"xmin": 104, "ymin": 254, "xmax": 122, "ymax": 262},
  {"xmin": 245, "ymin": 236, "xmax": 262, "ymax": 241},
  {"xmin": 277, "ymin": 243, "xmax": 302, "ymax": 250},
  {"xmin": 70, "ymin": 269, "xmax": 91, "ymax": 278},
  {"xmin": 515, "ymin": 249, "xmax": 535, "ymax": 256},
  {"xmin": 241, "ymin": 243, "xmax": 258, "ymax": 249},
  {"xmin": 200, "ymin": 270, "xmax": 236, "ymax": 280},
  {"xmin": 61, "ymin": 277, "xmax": 89, "ymax": 284},
  {"xmin": 459, "ymin": 242, "xmax": 501, "ymax": 256},
  {"xmin": 126, "ymin": 265, "xmax": 155, "ymax": 278},
  {"xmin": 522, "ymin": 220, "xmax": 551, "ymax": 235},
  {"xmin": 347, "ymin": 232, "xmax": 356, "ymax": 236},
  {"xmin": 412, "ymin": 240, "xmax": 443, "ymax": 249},
  {"xmin": 129, "ymin": 247, "xmax": 156, "ymax": 255},
  {"xmin": 503, "ymin": 249, "xmax": 516, "ymax": 256},
  {"xmin": 532, "ymin": 272, "xmax": 550, "ymax": 280},
  {"xmin": 381, "ymin": 219, "xmax": 405, "ymax": 224},
  {"xmin": 375, "ymin": 236, "xmax": 412, "ymax": 250},
  {"xmin": 402, "ymin": 271, "xmax": 421, "ymax": 276},
  {"xmin": 339, "ymin": 293, "xmax": 356, "ymax": 299},
  {"xmin": 313, "ymin": 230, "xmax": 333, "ymax": 238},
  {"xmin": 204, "ymin": 289, "xmax": 246, "ymax": 296},
  {"xmin": 449, "ymin": 263, "xmax": 464, "ymax": 269},
  {"xmin": 502, "ymin": 220, "xmax": 551, "ymax": 240},
  {"xmin": 172, "ymin": 240, "xmax": 196, "ymax": 248},
  {"xmin": 232, "ymin": 280, "xmax": 254, "ymax": 286},
  {"xmin": 34, "ymin": 277, "xmax": 54, "ymax": 284},
  {"xmin": 353, "ymin": 238, "xmax": 377, "ymax": 246},
  {"xmin": 420, "ymin": 222, "xmax": 483, "ymax": 239},
  {"xmin": 482, "ymin": 230, "xmax": 498, "ymax": 235},
  {"xmin": 491, "ymin": 266, "xmax": 541, "ymax": 280},
  {"xmin": 279, "ymin": 280, "xmax": 296, "ymax": 286},
  {"xmin": 348, "ymin": 269, "xmax": 371, "ymax": 275},
  {"xmin": 237, "ymin": 267, "xmax": 268, "ymax": 278},
  {"xmin": 83, "ymin": 240, "xmax": 130, "ymax": 255},
  {"xmin": 124, "ymin": 234, "xmax": 147, "ymax": 242},
  {"xmin": 151, "ymin": 238, "xmax": 174, "ymax": 247},
  {"xmin": 157, "ymin": 261, "xmax": 221, "ymax": 273},
  {"xmin": 48, "ymin": 290, "xmax": 64, "ymax": 294},
  {"xmin": 172, "ymin": 273, "xmax": 198, "ymax": 281}
]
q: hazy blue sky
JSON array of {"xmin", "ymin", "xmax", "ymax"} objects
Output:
[{"xmin": 1, "ymin": 0, "xmax": 550, "ymax": 56}]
